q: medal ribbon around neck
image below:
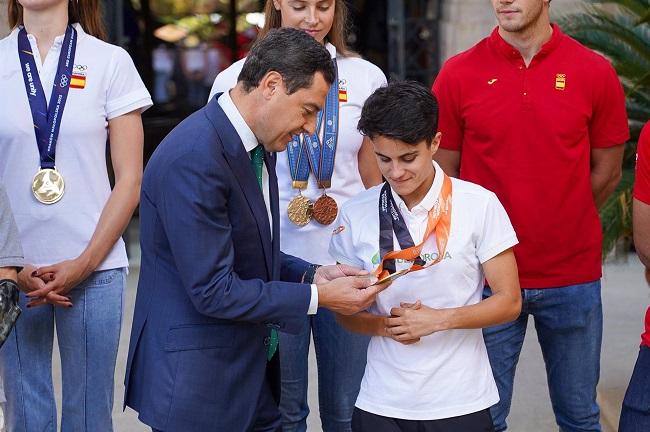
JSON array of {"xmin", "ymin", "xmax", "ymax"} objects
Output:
[
  {"xmin": 18, "ymin": 25, "xmax": 77, "ymax": 171},
  {"xmin": 304, "ymin": 60, "xmax": 339, "ymax": 190},
  {"xmin": 287, "ymin": 134, "xmax": 311, "ymax": 189},
  {"xmin": 375, "ymin": 173, "xmax": 452, "ymax": 280}
]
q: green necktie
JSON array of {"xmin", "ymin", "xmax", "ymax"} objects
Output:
[{"xmin": 250, "ymin": 145, "xmax": 279, "ymax": 361}]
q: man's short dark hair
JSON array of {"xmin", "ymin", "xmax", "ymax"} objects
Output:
[
  {"xmin": 238, "ymin": 28, "xmax": 335, "ymax": 94},
  {"xmin": 358, "ymin": 80, "xmax": 439, "ymax": 145}
]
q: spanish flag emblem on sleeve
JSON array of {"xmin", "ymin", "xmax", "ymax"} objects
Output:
[{"xmin": 70, "ymin": 73, "xmax": 86, "ymax": 89}]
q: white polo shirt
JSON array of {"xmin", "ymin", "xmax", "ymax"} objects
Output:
[
  {"xmin": 329, "ymin": 161, "xmax": 518, "ymax": 420},
  {"xmin": 0, "ymin": 24, "xmax": 152, "ymax": 269},
  {"xmin": 209, "ymin": 43, "xmax": 386, "ymax": 265}
]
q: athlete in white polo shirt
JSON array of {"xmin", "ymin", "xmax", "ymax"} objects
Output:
[
  {"xmin": 329, "ymin": 81, "xmax": 522, "ymax": 432},
  {"xmin": 0, "ymin": 0, "xmax": 151, "ymax": 430}
]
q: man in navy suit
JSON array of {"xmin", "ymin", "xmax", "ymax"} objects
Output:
[{"xmin": 124, "ymin": 28, "xmax": 385, "ymax": 432}]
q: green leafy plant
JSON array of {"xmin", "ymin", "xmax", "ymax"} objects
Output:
[{"xmin": 557, "ymin": 0, "xmax": 650, "ymax": 258}]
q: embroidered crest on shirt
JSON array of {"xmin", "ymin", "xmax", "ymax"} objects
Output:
[
  {"xmin": 71, "ymin": 64, "xmax": 87, "ymax": 89},
  {"xmin": 338, "ymin": 78, "xmax": 348, "ymax": 102},
  {"xmin": 555, "ymin": 73, "xmax": 566, "ymax": 91}
]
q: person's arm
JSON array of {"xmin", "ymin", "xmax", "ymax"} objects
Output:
[
  {"xmin": 591, "ymin": 145, "xmax": 624, "ymax": 208},
  {"xmin": 434, "ymin": 149, "xmax": 460, "ymax": 178},
  {"xmin": 27, "ymin": 111, "xmax": 144, "ymax": 304},
  {"xmin": 358, "ymin": 136, "xmax": 383, "ymax": 188},
  {"xmin": 386, "ymin": 249, "xmax": 520, "ymax": 342},
  {"xmin": 634, "ymin": 198, "xmax": 650, "ymax": 269},
  {"xmin": 0, "ymin": 268, "xmax": 17, "ymax": 281}
]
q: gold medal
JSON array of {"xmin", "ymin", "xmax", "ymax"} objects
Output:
[
  {"xmin": 32, "ymin": 168, "xmax": 65, "ymax": 204},
  {"xmin": 312, "ymin": 194, "xmax": 338, "ymax": 226},
  {"xmin": 287, "ymin": 194, "xmax": 312, "ymax": 226}
]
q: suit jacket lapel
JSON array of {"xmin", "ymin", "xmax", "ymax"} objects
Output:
[{"xmin": 205, "ymin": 96, "xmax": 273, "ymax": 279}]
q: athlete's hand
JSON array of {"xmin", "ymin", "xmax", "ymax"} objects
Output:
[{"xmin": 386, "ymin": 300, "xmax": 450, "ymax": 342}]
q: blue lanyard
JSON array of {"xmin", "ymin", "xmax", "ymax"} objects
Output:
[
  {"xmin": 287, "ymin": 135, "xmax": 311, "ymax": 187},
  {"xmin": 293, "ymin": 60, "xmax": 339, "ymax": 189},
  {"xmin": 18, "ymin": 25, "xmax": 77, "ymax": 169}
]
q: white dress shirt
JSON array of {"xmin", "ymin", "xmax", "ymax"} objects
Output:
[{"xmin": 217, "ymin": 91, "xmax": 318, "ymax": 314}]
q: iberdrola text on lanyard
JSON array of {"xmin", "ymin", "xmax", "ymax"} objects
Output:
[
  {"xmin": 286, "ymin": 59, "xmax": 340, "ymax": 226},
  {"xmin": 373, "ymin": 173, "xmax": 452, "ymax": 284},
  {"xmin": 18, "ymin": 24, "xmax": 77, "ymax": 205}
]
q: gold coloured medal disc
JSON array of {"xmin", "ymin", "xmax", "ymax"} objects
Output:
[
  {"xmin": 287, "ymin": 195, "xmax": 312, "ymax": 226},
  {"xmin": 32, "ymin": 168, "xmax": 65, "ymax": 204},
  {"xmin": 312, "ymin": 194, "xmax": 338, "ymax": 226}
]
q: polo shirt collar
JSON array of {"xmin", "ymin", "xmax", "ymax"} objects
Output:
[
  {"xmin": 489, "ymin": 23, "xmax": 564, "ymax": 64},
  {"xmin": 325, "ymin": 42, "xmax": 337, "ymax": 59},
  {"xmin": 217, "ymin": 90, "xmax": 259, "ymax": 153},
  {"xmin": 391, "ymin": 160, "xmax": 444, "ymax": 214},
  {"xmin": 11, "ymin": 22, "xmax": 86, "ymax": 43}
]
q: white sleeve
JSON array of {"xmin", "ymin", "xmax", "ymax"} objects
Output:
[
  {"xmin": 367, "ymin": 61, "xmax": 387, "ymax": 93},
  {"xmin": 208, "ymin": 59, "xmax": 244, "ymax": 104},
  {"xmin": 476, "ymin": 192, "xmax": 519, "ymax": 263},
  {"xmin": 328, "ymin": 207, "xmax": 365, "ymax": 268},
  {"xmin": 105, "ymin": 47, "xmax": 153, "ymax": 120}
]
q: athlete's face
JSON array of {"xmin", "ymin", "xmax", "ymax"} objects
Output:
[
  {"xmin": 491, "ymin": 0, "xmax": 548, "ymax": 33},
  {"xmin": 272, "ymin": 0, "xmax": 336, "ymax": 44},
  {"xmin": 372, "ymin": 134, "xmax": 441, "ymax": 208}
]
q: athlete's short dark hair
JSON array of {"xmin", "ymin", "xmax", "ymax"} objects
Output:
[{"xmin": 358, "ymin": 80, "xmax": 439, "ymax": 146}]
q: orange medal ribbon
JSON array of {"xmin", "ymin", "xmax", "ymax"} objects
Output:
[{"xmin": 374, "ymin": 173, "xmax": 452, "ymax": 280}]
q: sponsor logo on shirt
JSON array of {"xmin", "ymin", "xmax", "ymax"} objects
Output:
[
  {"xmin": 555, "ymin": 73, "xmax": 566, "ymax": 91},
  {"xmin": 370, "ymin": 250, "xmax": 452, "ymax": 265},
  {"xmin": 487, "ymin": 78, "xmax": 498, "ymax": 85},
  {"xmin": 71, "ymin": 64, "xmax": 87, "ymax": 89}
]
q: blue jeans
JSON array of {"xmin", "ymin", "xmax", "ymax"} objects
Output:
[
  {"xmin": 0, "ymin": 269, "xmax": 125, "ymax": 432},
  {"xmin": 482, "ymin": 281, "xmax": 602, "ymax": 432},
  {"xmin": 619, "ymin": 346, "xmax": 650, "ymax": 432},
  {"xmin": 279, "ymin": 307, "xmax": 369, "ymax": 432}
]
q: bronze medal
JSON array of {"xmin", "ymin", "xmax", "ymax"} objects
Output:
[
  {"xmin": 312, "ymin": 194, "xmax": 338, "ymax": 226},
  {"xmin": 32, "ymin": 168, "xmax": 65, "ymax": 204},
  {"xmin": 287, "ymin": 194, "xmax": 312, "ymax": 226}
]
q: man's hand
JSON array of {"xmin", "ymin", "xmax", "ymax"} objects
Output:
[
  {"xmin": 317, "ymin": 275, "xmax": 389, "ymax": 315},
  {"xmin": 386, "ymin": 301, "xmax": 451, "ymax": 342},
  {"xmin": 314, "ymin": 264, "xmax": 369, "ymax": 284}
]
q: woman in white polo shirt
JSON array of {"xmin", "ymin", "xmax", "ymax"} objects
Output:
[
  {"xmin": 330, "ymin": 81, "xmax": 521, "ymax": 432},
  {"xmin": 0, "ymin": 0, "xmax": 152, "ymax": 430},
  {"xmin": 209, "ymin": 1, "xmax": 386, "ymax": 430}
]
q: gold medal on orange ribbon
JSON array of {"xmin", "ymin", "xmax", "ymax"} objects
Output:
[
  {"xmin": 312, "ymin": 193, "xmax": 338, "ymax": 226},
  {"xmin": 287, "ymin": 193, "xmax": 312, "ymax": 226},
  {"xmin": 32, "ymin": 168, "xmax": 65, "ymax": 204}
]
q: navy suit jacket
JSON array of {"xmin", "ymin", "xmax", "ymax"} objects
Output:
[{"xmin": 124, "ymin": 95, "xmax": 312, "ymax": 431}]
